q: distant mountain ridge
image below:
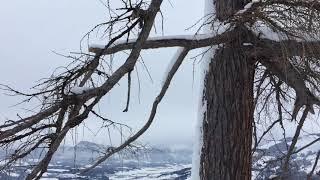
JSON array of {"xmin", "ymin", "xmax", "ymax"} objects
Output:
[
  {"xmin": 0, "ymin": 141, "xmax": 193, "ymax": 179},
  {"xmin": 1, "ymin": 136, "xmax": 320, "ymax": 179},
  {"xmin": 52, "ymin": 140, "xmax": 193, "ymax": 166}
]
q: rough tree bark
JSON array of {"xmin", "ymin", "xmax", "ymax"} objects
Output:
[{"xmin": 199, "ymin": 0, "xmax": 255, "ymax": 179}]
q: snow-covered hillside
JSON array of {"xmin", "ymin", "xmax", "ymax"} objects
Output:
[{"xmin": 1, "ymin": 137, "xmax": 320, "ymax": 179}]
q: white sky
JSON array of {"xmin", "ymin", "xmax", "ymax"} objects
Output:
[{"xmin": 0, "ymin": 0, "xmax": 206, "ymax": 147}]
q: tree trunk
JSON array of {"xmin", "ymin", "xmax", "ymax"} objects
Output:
[{"xmin": 199, "ymin": 1, "xmax": 254, "ymax": 179}]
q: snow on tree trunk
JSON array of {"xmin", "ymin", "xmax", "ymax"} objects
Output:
[
  {"xmin": 192, "ymin": 0, "xmax": 255, "ymax": 179},
  {"xmin": 191, "ymin": 0, "xmax": 215, "ymax": 179}
]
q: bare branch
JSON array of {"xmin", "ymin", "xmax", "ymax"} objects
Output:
[
  {"xmin": 0, "ymin": 105, "xmax": 60, "ymax": 140},
  {"xmin": 282, "ymin": 107, "xmax": 310, "ymax": 174},
  {"xmin": 307, "ymin": 150, "xmax": 320, "ymax": 180}
]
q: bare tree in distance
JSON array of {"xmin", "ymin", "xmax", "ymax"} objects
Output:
[{"xmin": 1, "ymin": 0, "xmax": 320, "ymax": 179}]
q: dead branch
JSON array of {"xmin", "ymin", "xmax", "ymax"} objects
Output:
[
  {"xmin": 307, "ymin": 150, "xmax": 320, "ymax": 180},
  {"xmin": 282, "ymin": 107, "xmax": 310, "ymax": 174}
]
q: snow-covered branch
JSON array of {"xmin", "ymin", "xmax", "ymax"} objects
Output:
[{"xmin": 89, "ymin": 31, "xmax": 233, "ymax": 55}]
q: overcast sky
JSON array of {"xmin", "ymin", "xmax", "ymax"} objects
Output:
[{"xmin": 0, "ymin": 0, "xmax": 206, "ymax": 147}]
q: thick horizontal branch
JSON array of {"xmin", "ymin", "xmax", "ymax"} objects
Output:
[
  {"xmin": 89, "ymin": 31, "xmax": 234, "ymax": 55},
  {"xmin": 258, "ymin": 39, "xmax": 320, "ymax": 58},
  {"xmin": 90, "ymin": 31, "xmax": 320, "ymax": 60}
]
